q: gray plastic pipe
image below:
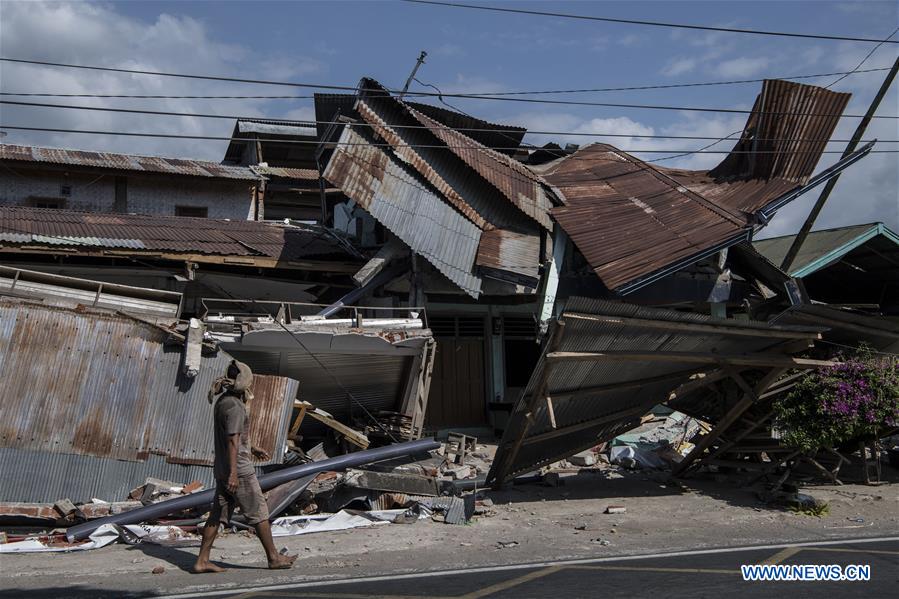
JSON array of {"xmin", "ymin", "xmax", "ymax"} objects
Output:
[{"xmin": 66, "ymin": 438, "xmax": 440, "ymax": 541}]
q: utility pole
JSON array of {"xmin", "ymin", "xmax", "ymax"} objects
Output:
[
  {"xmin": 399, "ymin": 51, "xmax": 428, "ymax": 99},
  {"xmin": 780, "ymin": 57, "xmax": 899, "ymax": 272}
]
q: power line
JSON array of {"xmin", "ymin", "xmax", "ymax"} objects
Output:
[
  {"xmin": 826, "ymin": 26, "xmax": 899, "ymax": 89},
  {"xmin": 2, "ymin": 58, "xmax": 895, "ymax": 116},
  {"xmin": 0, "ymin": 67, "xmax": 892, "ymax": 100},
  {"xmin": 400, "ymin": 0, "xmax": 899, "ymax": 44},
  {"xmin": 2, "ymin": 125, "xmax": 894, "ymax": 154},
  {"xmin": 3, "ymin": 98, "xmax": 897, "ymax": 127}
]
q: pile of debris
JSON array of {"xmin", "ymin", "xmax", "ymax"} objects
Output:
[{"xmin": 0, "ymin": 435, "xmax": 499, "ymax": 554}]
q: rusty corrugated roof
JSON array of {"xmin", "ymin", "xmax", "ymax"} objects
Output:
[
  {"xmin": 252, "ymin": 165, "xmax": 320, "ymax": 180},
  {"xmin": 476, "ymin": 228, "xmax": 541, "ymax": 286},
  {"xmin": 0, "ymin": 207, "xmax": 353, "ymax": 260},
  {"xmin": 1, "ymin": 143, "xmax": 260, "ymax": 180},
  {"xmin": 543, "ymin": 144, "xmax": 748, "ymax": 292}
]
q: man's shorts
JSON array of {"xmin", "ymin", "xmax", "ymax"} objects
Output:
[{"xmin": 208, "ymin": 475, "xmax": 270, "ymax": 526}]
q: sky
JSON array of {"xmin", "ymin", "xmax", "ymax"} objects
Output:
[{"xmin": 0, "ymin": 0, "xmax": 896, "ymax": 238}]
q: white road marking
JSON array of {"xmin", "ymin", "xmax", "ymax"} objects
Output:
[{"xmin": 163, "ymin": 535, "xmax": 899, "ymax": 598}]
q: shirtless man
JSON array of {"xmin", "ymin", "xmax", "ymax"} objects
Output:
[{"xmin": 193, "ymin": 360, "xmax": 296, "ymax": 573}]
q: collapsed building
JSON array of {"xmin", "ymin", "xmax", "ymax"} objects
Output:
[{"xmin": 0, "ymin": 75, "xmax": 894, "ymax": 505}]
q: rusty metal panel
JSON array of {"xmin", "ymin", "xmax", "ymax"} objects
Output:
[
  {"xmin": 543, "ymin": 144, "xmax": 748, "ymax": 292},
  {"xmin": 1, "ymin": 143, "xmax": 260, "ymax": 180},
  {"xmin": 252, "ymin": 165, "xmax": 320, "ymax": 180},
  {"xmin": 475, "ymin": 228, "xmax": 541, "ymax": 284},
  {"xmin": 323, "ymin": 125, "xmax": 483, "ymax": 297},
  {"xmin": 487, "ymin": 298, "xmax": 823, "ymax": 485},
  {"xmin": 0, "ymin": 207, "xmax": 352, "ymax": 259},
  {"xmin": 709, "ymin": 80, "xmax": 850, "ymax": 184},
  {"xmin": 407, "ymin": 107, "xmax": 554, "ymax": 230},
  {"xmin": 406, "ymin": 101, "xmax": 527, "ymax": 155},
  {"xmin": 0, "ymin": 301, "xmax": 298, "ymax": 467}
]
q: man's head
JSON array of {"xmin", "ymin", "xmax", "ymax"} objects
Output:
[{"xmin": 228, "ymin": 360, "xmax": 254, "ymax": 397}]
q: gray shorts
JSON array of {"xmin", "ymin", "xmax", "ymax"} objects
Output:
[{"xmin": 208, "ymin": 475, "xmax": 269, "ymax": 526}]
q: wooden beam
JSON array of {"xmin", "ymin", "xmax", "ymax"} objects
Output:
[
  {"xmin": 295, "ymin": 400, "xmax": 369, "ymax": 449},
  {"xmin": 549, "ymin": 367, "xmax": 717, "ymax": 403},
  {"xmin": 563, "ymin": 312, "xmax": 821, "ymax": 340},
  {"xmin": 673, "ymin": 367, "xmax": 787, "ymax": 476},
  {"xmin": 546, "ymin": 351, "xmax": 834, "ymax": 369},
  {"xmin": 545, "ymin": 397, "xmax": 557, "ymax": 429},
  {"xmin": 519, "ymin": 404, "xmax": 649, "ymax": 447},
  {"xmin": 787, "ymin": 310, "xmax": 899, "ymax": 340}
]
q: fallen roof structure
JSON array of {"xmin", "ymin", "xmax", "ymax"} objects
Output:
[
  {"xmin": 1, "ymin": 143, "xmax": 259, "ymax": 181},
  {"xmin": 487, "ymin": 297, "xmax": 827, "ymax": 486},
  {"xmin": 0, "ymin": 299, "xmax": 299, "ymax": 503},
  {"xmin": 0, "ymin": 207, "xmax": 360, "ymax": 272},
  {"xmin": 536, "ymin": 80, "xmax": 861, "ymax": 295}
]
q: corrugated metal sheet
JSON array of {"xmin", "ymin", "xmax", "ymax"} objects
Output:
[
  {"xmin": 237, "ymin": 119, "xmax": 317, "ymax": 138},
  {"xmin": 753, "ymin": 222, "xmax": 886, "ymax": 275},
  {"xmin": 709, "ymin": 80, "xmax": 851, "ymax": 184},
  {"xmin": 543, "ymin": 144, "xmax": 748, "ymax": 292},
  {"xmin": 322, "ymin": 125, "xmax": 483, "ymax": 297},
  {"xmin": 0, "ymin": 207, "xmax": 352, "ymax": 260},
  {"xmin": 406, "ymin": 101, "xmax": 527, "ymax": 156},
  {"xmin": 476, "ymin": 228, "xmax": 541, "ymax": 284},
  {"xmin": 487, "ymin": 297, "xmax": 822, "ymax": 485},
  {"xmin": 252, "ymin": 165, "xmax": 320, "ymax": 180},
  {"xmin": 0, "ymin": 143, "xmax": 259, "ymax": 180},
  {"xmin": 0, "ymin": 448, "xmax": 216, "ymax": 503},
  {"xmin": 406, "ymin": 106, "xmax": 554, "ymax": 230},
  {"xmin": 0, "ymin": 301, "xmax": 298, "ymax": 467}
]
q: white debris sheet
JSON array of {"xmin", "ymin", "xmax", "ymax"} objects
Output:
[{"xmin": 0, "ymin": 509, "xmax": 422, "ymax": 553}]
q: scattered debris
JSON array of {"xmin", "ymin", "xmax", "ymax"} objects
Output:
[
  {"xmin": 604, "ymin": 506, "xmax": 626, "ymax": 515},
  {"xmin": 496, "ymin": 540, "xmax": 519, "ymax": 549},
  {"xmin": 151, "ymin": 566, "xmax": 165, "ymax": 575}
]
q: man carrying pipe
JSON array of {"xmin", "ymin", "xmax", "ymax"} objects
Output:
[{"xmin": 194, "ymin": 360, "xmax": 297, "ymax": 573}]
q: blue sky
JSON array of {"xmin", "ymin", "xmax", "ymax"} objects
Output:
[{"xmin": 1, "ymin": 0, "xmax": 896, "ymax": 236}]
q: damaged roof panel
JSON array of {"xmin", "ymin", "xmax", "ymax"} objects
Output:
[
  {"xmin": 0, "ymin": 207, "xmax": 354, "ymax": 261},
  {"xmin": 476, "ymin": 228, "xmax": 541, "ymax": 286},
  {"xmin": 544, "ymin": 145, "xmax": 748, "ymax": 292},
  {"xmin": 487, "ymin": 297, "xmax": 823, "ymax": 485},
  {"xmin": 322, "ymin": 125, "xmax": 483, "ymax": 297},
  {"xmin": 1, "ymin": 143, "xmax": 259, "ymax": 180}
]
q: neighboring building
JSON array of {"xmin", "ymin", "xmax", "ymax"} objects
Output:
[
  {"xmin": 0, "ymin": 143, "xmax": 261, "ymax": 220},
  {"xmin": 754, "ymin": 222, "xmax": 899, "ymax": 314}
]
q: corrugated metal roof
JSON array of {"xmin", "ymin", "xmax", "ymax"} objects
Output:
[
  {"xmin": 252, "ymin": 165, "xmax": 320, "ymax": 180},
  {"xmin": 476, "ymin": 228, "xmax": 541, "ymax": 285},
  {"xmin": 753, "ymin": 222, "xmax": 894, "ymax": 276},
  {"xmin": 542, "ymin": 144, "xmax": 748, "ymax": 293},
  {"xmin": 0, "ymin": 143, "xmax": 260, "ymax": 180},
  {"xmin": 709, "ymin": 80, "xmax": 850, "ymax": 184},
  {"xmin": 237, "ymin": 119, "xmax": 317, "ymax": 138},
  {"xmin": 406, "ymin": 101, "xmax": 527, "ymax": 156},
  {"xmin": 322, "ymin": 125, "xmax": 483, "ymax": 298},
  {"xmin": 0, "ymin": 300, "xmax": 298, "ymax": 468},
  {"xmin": 487, "ymin": 297, "xmax": 823, "ymax": 485},
  {"xmin": 0, "ymin": 207, "xmax": 353, "ymax": 260},
  {"xmin": 406, "ymin": 106, "xmax": 554, "ymax": 230}
]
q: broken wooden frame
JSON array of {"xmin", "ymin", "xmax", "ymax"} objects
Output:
[{"xmin": 486, "ymin": 298, "xmax": 827, "ymax": 487}]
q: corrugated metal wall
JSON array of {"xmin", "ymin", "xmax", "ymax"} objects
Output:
[{"xmin": 0, "ymin": 301, "xmax": 298, "ymax": 501}]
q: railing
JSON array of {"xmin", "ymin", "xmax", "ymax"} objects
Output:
[{"xmin": 199, "ymin": 297, "xmax": 428, "ymax": 328}]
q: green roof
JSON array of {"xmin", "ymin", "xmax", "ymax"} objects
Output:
[{"xmin": 753, "ymin": 222, "xmax": 899, "ymax": 277}]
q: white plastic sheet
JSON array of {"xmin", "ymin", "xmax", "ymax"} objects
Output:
[{"xmin": 0, "ymin": 523, "xmax": 194, "ymax": 554}]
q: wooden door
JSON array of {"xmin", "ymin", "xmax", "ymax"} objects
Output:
[{"xmin": 425, "ymin": 315, "xmax": 487, "ymax": 428}]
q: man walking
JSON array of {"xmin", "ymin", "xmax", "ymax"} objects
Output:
[{"xmin": 194, "ymin": 359, "xmax": 297, "ymax": 573}]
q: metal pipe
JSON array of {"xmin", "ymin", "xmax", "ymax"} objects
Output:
[
  {"xmin": 66, "ymin": 438, "xmax": 440, "ymax": 541},
  {"xmin": 317, "ymin": 262, "xmax": 407, "ymax": 318}
]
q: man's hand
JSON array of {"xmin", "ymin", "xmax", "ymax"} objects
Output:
[
  {"xmin": 227, "ymin": 471, "xmax": 238, "ymax": 494},
  {"xmin": 251, "ymin": 446, "xmax": 270, "ymax": 461}
]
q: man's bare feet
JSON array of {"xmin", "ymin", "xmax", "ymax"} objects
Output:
[
  {"xmin": 192, "ymin": 562, "xmax": 227, "ymax": 574},
  {"xmin": 267, "ymin": 554, "xmax": 297, "ymax": 570}
]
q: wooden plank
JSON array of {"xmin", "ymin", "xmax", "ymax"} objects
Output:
[
  {"xmin": 548, "ymin": 367, "xmax": 716, "ymax": 403},
  {"xmin": 519, "ymin": 404, "xmax": 649, "ymax": 447},
  {"xmin": 288, "ymin": 402, "xmax": 307, "ymax": 440},
  {"xmin": 673, "ymin": 367, "xmax": 787, "ymax": 475},
  {"xmin": 545, "ymin": 396, "xmax": 557, "ymax": 429},
  {"xmin": 546, "ymin": 351, "xmax": 835, "ymax": 369},
  {"xmin": 563, "ymin": 312, "xmax": 821, "ymax": 340},
  {"xmin": 295, "ymin": 401, "xmax": 369, "ymax": 449}
]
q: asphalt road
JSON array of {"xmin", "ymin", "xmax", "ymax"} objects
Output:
[
  {"xmin": 191, "ymin": 537, "xmax": 899, "ymax": 599},
  {"xmin": 13, "ymin": 536, "xmax": 893, "ymax": 599}
]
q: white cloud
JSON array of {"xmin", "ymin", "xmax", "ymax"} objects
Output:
[
  {"xmin": 662, "ymin": 57, "xmax": 698, "ymax": 77},
  {"xmin": 713, "ymin": 57, "xmax": 770, "ymax": 78},
  {"xmin": 0, "ymin": 1, "xmax": 323, "ymax": 161}
]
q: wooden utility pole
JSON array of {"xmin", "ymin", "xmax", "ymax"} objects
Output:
[{"xmin": 780, "ymin": 57, "xmax": 899, "ymax": 272}]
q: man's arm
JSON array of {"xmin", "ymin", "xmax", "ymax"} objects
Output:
[{"xmin": 226, "ymin": 433, "xmax": 240, "ymax": 493}]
